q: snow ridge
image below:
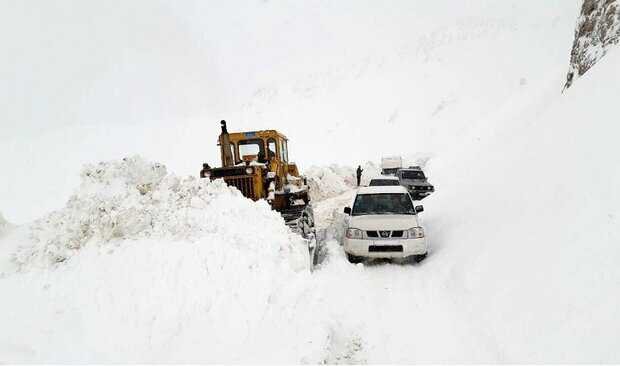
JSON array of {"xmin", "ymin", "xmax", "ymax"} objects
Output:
[
  {"xmin": 12, "ymin": 156, "xmax": 308, "ymax": 272},
  {"xmin": 305, "ymin": 162, "xmax": 380, "ymax": 201}
]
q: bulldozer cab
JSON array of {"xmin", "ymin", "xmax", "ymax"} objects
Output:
[
  {"xmin": 226, "ymin": 130, "xmax": 286, "ymax": 164},
  {"xmin": 203, "ymin": 121, "xmax": 304, "ymax": 208},
  {"xmin": 222, "ymin": 130, "xmax": 300, "ymax": 185}
]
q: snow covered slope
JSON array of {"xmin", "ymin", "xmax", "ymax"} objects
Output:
[
  {"xmin": 0, "ymin": 0, "xmax": 578, "ymax": 223},
  {"xmin": 421, "ymin": 47, "xmax": 620, "ymax": 362}
]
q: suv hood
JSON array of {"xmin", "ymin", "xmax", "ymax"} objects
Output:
[{"xmin": 348, "ymin": 214, "xmax": 419, "ymax": 230}]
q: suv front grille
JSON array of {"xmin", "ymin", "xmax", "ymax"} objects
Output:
[
  {"xmin": 391, "ymin": 230, "xmax": 404, "ymax": 238},
  {"xmin": 366, "ymin": 230, "xmax": 403, "ymax": 238}
]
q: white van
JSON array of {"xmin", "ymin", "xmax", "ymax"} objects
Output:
[{"xmin": 380, "ymin": 156, "xmax": 403, "ymax": 175}]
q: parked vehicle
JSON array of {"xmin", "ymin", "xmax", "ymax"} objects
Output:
[
  {"xmin": 342, "ymin": 186, "xmax": 427, "ymax": 264},
  {"xmin": 368, "ymin": 175, "xmax": 400, "ymax": 187},
  {"xmin": 397, "ymin": 168, "xmax": 434, "ymax": 200},
  {"xmin": 380, "ymin": 156, "xmax": 403, "ymax": 175}
]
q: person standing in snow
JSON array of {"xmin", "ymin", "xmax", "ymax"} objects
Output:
[{"xmin": 356, "ymin": 165, "xmax": 363, "ymax": 187}]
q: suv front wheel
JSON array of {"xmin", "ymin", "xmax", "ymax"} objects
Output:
[
  {"xmin": 409, "ymin": 253, "xmax": 427, "ymax": 263},
  {"xmin": 346, "ymin": 253, "xmax": 365, "ymax": 264}
]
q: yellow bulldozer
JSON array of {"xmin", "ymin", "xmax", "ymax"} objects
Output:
[{"xmin": 200, "ymin": 121, "xmax": 318, "ymax": 260}]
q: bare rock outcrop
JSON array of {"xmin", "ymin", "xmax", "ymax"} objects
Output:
[{"xmin": 565, "ymin": 0, "xmax": 619, "ymax": 88}]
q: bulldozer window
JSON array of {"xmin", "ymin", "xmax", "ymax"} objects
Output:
[
  {"xmin": 239, "ymin": 139, "xmax": 266, "ymax": 162},
  {"xmin": 280, "ymin": 139, "xmax": 289, "ymax": 162},
  {"xmin": 267, "ymin": 138, "xmax": 277, "ymax": 160}
]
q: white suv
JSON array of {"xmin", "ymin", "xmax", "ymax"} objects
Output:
[{"xmin": 343, "ymin": 186, "xmax": 427, "ymax": 264}]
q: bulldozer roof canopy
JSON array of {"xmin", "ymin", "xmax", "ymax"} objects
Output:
[{"xmin": 227, "ymin": 130, "xmax": 288, "ymax": 142}]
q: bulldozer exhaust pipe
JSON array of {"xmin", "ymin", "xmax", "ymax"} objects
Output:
[{"xmin": 220, "ymin": 120, "xmax": 234, "ymax": 167}]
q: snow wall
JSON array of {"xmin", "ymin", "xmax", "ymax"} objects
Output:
[{"xmin": 0, "ymin": 156, "xmax": 328, "ymax": 362}]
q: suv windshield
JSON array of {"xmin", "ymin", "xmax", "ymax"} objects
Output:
[
  {"xmin": 369, "ymin": 179, "xmax": 400, "ymax": 186},
  {"xmin": 401, "ymin": 170, "xmax": 425, "ymax": 180},
  {"xmin": 352, "ymin": 193, "xmax": 415, "ymax": 216}
]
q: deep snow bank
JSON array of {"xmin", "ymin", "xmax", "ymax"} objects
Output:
[
  {"xmin": 0, "ymin": 156, "xmax": 329, "ymax": 362},
  {"xmin": 305, "ymin": 154, "xmax": 435, "ymax": 202},
  {"xmin": 419, "ymin": 49, "xmax": 620, "ymax": 361},
  {"xmin": 305, "ymin": 162, "xmax": 380, "ymax": 201},
  {"xmin": 12, "ymin": 156, "xmax": 308, "ymax": 271}
]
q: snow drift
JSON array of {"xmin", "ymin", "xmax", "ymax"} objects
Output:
[
  {"xmin": 0, "ymin": 156, "xmax": 329, "ymax": 362},
  {"xmin": 12, "ymin": 156, "xmax": 308, "ymax": 271},
  {"xmin": 305, "ymin": 162, "xmax": 380, "ymax": 201}
]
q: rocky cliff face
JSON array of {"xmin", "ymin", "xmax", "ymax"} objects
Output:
[{"xmin": 566, "ymin": 0, "xmax": 619, "ymax": 88}]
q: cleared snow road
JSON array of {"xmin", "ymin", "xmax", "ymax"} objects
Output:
[{"xmin": 310, "ymin": 189, "xmax": 499, "ymax": 363}]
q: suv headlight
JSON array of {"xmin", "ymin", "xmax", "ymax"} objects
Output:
[
  {"xmin": 346, "ymin": 228, "xmax": 364, "ymax": 239},
  {"xmin": 406, "ymin": 227, "xmax": 424, "ymax": 239}
]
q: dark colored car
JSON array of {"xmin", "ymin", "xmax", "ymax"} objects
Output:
[{"xmin": 396, "ymin": 168, "xmax": 434, "ymax": 200}]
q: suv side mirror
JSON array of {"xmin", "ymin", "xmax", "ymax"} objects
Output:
[
  {"xmin": 344, "ymin": 207, "xmax": 352, "ymax": 215},
  {"xmin": 415, "ymin": 205, "xmax": 424, "ymax": 213}
]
